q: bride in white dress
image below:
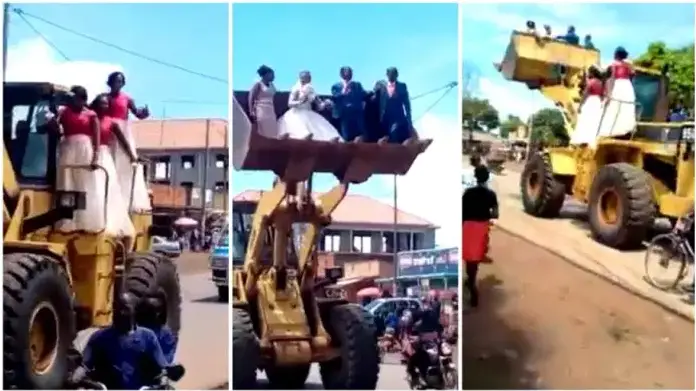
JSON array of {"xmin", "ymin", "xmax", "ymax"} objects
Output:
[{"xmin": 277, "ymin": 71, "xmax": 342, "ymax": 141}]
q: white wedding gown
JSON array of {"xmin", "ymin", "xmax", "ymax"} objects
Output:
[{"xmin": 277, "ymin": 82, "xmax": 341, "ymax": 141}]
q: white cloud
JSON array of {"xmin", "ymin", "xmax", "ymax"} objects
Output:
[
  {"xmin": 478, "ymin": 76, "xmax": 552, "ymax": 120},
  {"xmin": 6, "ymin": 38, "xmax": 124, "ymax": 100},
  {"xmin": 378, "ymin": 113, "xmax": 461, "ymax": 248}
]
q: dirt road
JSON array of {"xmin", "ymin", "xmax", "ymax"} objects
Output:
[{"xmin": 461, "ymin": 228, "xmax": 695, "ymax": 390}]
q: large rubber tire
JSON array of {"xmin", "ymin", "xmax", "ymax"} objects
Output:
[
  {"xmin": 233, "ymin": 308, "xmax": 260, "ymax": 389},
  {"xmin": 520, "ymin": 153, "xmax": 566, "ymax": 217},
  {"xmin": 588, "ymin": 163, "xmax": 655, "ymax": 249},
  {"xmin": 319, "ymin": 304, "xmax": 380, "ymax": 390},
  {"xmin": 265, "ymin": 363, "xmax": 311, "ymax": 389},
  {"xmin": 125, "ymin": 252, "xmax": 182, "ymax": 336},
  {"xmin": 3, "ymin": 252, "xmax": 75, "ymax": 389}
]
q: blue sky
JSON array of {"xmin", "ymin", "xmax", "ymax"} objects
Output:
[
  {"xmin": 462, "ymin": 3, "xmax": 695, "ymax": 120},
  {"xmin": 5, "ymin": 3, "xmax": 228, "ymax": 120},
  {"xmin": 231, "ymin": 3, "xmax": 459, "ymax": 216}
]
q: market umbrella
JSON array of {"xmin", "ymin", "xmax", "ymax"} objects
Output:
[{"xmin": 174, "ymin": 217, "xmax": 198, "ymax": 227}]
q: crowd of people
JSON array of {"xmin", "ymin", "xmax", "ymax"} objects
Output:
[
  {"xmin": 525, "ymin": 21, "xmax": 595, "ymax": 50},
  {"xmin": 50, "ymin": 72, "xmax": 151, "ymax": 238},
  {"xmin": 246, "ymin": 65, "xmax": 415, "ymax": 144}
]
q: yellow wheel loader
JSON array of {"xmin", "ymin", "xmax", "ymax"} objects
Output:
[
  {"xmin": 498, "ymin": 31, "xmax": 694, "ymax": 249},
  {"xmin": 231, "ymin": 90, "xmax": 432, "ymax": 389},
  {"xmin": 3, "ymin": 82, "xmax": 182, "ymax": 389}
]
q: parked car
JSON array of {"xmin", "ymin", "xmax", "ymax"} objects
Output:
[
  {"xmin": 365, "ymin": 297, "xmax": 422, "ymax": 336},
  {"xmin": 151, "ymin": 236, "xmax": 181, "ymax": 258},
  {"xmin": 210, "ymin": 230, "xmax": 229, "ymax": 302}
]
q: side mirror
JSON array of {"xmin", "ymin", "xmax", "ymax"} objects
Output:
[{"xmin": 166, "ymin": 364, "xmax": 185, "ymax": 382}]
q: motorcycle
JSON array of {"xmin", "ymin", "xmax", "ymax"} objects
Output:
[
  {"xmin": 406, "ymin": 335, "xmax": 457, "ymax": 390},
  {"xmin": 74, "ymin": 364, "xmax": 186, "ymax": 390}
]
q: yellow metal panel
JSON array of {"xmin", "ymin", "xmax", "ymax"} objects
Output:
[{"xmin": 548, "ymin": 148, "xmax": 577, "ymax": 176}]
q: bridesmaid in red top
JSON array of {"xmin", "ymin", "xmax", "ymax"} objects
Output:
[
  {"xmin": 55, "ymin": 86, "xmax": 102, "ymax": 232},
  {"xmin": 84, "ymin": 93, "xmax": 137, "ymax": 238},
  {"xmin": 598, "ymin": 46, "xmax": 636, "ymax": 138},
  {"xmin": 105, "ymin": 71, "xmax": 152, "ymax": 212},
  {"xmin": 571, "ymin": 65, "xmax": 605, "ymax": 146}
]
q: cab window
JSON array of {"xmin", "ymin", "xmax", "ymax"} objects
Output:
[
  {"xmin": 633, "ymin": 74, "xmax": 661, "ymax": 121},
  {"xmin": 6, "ymin": 100, "xmax": 56, "ymax": 185}
]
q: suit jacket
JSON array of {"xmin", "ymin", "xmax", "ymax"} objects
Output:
[
  {"xmin": 331, "ymin": 80, "xmax": 366, "ymax": 119},
  {"xmin": 374, "ymin": 80, "xmax": 412, "ymax": 126}
]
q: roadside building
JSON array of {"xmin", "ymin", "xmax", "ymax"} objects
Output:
[
  {"xmin": 131, "ymin": 118, "xmax": 229, "ymax": 218},
  {"xmin": 233, "ymin": 190, "xmax": 440, "ymax": 286}
]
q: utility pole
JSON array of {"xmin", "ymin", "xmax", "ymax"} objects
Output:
[
  {"xmin": 223, "ymin": 123, "xmax": 228, "ymax": 214},
  {"xmin": 200, "ymin": 119, "xmax": 211, "ymax": 234},
  {"xmin": 392, "ymin": 174, "xmax": 398, "ymax": 296},
  {"xmin": 3, "ymin": 3, "xmax": 10, "ymax": 80}
]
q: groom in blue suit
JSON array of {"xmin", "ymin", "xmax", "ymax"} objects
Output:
[
  {"xmin": 373, "ymin": 67, "xmax": 413, "ymax": 143},
  {"xmin": 331, "ymin": 66, "xmax": 367, "ymax": 141}
]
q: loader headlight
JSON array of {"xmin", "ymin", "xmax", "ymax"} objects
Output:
[
  {"xmin": 56, "ymin": 191, "xmax": 86, "ymax": 211},
  {"xmin": 325, "ymin": 266, "xmax": 344, "ymax": 281}
]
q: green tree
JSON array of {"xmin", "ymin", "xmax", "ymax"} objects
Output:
[
  {"xmin": 529, "ymin": 108, "xmax": 568, "ymax": 145},
  {"xmin": 634, "ymin": 41, "xmax": 695, "ymax": 108},
  {"xmin": 499, "ymin": 114, "xmax": 524, "ymax": 139},
  {"xmin": 462, "ymin": 96, "xmax": 500, "ymax": 139}
]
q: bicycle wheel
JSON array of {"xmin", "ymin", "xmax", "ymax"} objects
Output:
[{"xmin": 644, "ymin": 233, "xmax": 688, "ymax": 291}]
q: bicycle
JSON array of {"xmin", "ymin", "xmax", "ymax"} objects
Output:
[{"xmin": 644, "ymin": 212, "xmax": 694, "ymax": 291}]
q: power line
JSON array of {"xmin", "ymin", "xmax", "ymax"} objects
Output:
[
  {"xmin": 10, "ymin": 7, "xmax": 228, "ymax": 84},
  {"xmin": 13, "ymin": 8, "xmax": 70, "ymax": 61},
  {"xmin": 411, "ymin": 81, "xmax": 458, "ymax": 101},
  {"xmin": 413, "ymin": 83, "xmax": 457, "ymax": 123}
]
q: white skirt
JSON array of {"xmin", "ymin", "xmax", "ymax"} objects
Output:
[
  {"xmin": 570, "ymin": 95, "xmax": 603, "ymax": 146},
  {"xmin": 56, "ymin": 136, "xmax": 134, "ymax": 237},
  {"xmin": 598, "ymin": 79, "xmax": 636, "ymax": 138},
  {"xmin": 111, "ymin": 119, "xmax": 151, "ymax": 212},
  {"xmin": 277, "ymin": 107, "xmax": 341, "ymax": 141}
]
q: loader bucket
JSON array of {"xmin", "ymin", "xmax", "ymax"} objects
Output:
[
  {"xmin": 498, "ymin": 31, "xmax": 600, "ymax": 85},
  {"xmin": 232, "ymin": 90, "xmax": 432, "ymax": 183}
]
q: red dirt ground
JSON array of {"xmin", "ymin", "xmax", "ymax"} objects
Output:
[{"xmin": 461, "ymin": 228, "xmax": 695, "ymax": 390}]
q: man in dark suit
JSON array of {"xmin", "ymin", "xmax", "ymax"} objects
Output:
[
  {"xmin": 373, "ymin": 67, "xmax": 414, "ymax": 143},
  {"xmin": 331, "ymin": 66, "xmax": 367, "ymax": 141}
]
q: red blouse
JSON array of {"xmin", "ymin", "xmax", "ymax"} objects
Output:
[
  {"xmin": 60, "ymin": 108, "xmax": 96, "ymax": 137},
  {"xmin": 107, "ymin": 92, "xmax": 130, "ymax": 120},
  {"xmin": 586, "ymin": 78, "xmax": 604, "ymax": 97},
  {"xmin": 98, "ymin": 116, "xmax": 116, "ymax": 145},
  {"xmin": 611, "ymin": 60, "xmax": 633, "ymax": 79}
]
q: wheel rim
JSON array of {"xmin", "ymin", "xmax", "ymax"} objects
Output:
[
  {"xmin": 29, "ymin": 301, "xmax": 60, "ymax": 375},
  {"xmin": 527, "ymin": 172, "xmax": 541, "ymax": 198},
  {"xmin": 598, "ymin": 188, "xmax": 621, "ymax": 226}
]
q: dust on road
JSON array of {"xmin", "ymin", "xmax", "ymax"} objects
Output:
[{"xmin": 461, "ymin": 228, "xmax": 694, "ymax": 390}]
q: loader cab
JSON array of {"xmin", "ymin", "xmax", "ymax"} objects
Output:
[
  {"xmin": 232, "ymin": 201, "xmax": 254, "ymax": 266},
  {"xmin": 633, "ymin": 71, "xmax": 663, "ymax": 122},
  {"xmin": 3, "ymin": 82, "xmax": 70, "ymax": 187},
  {"xmin": 231, "ymin": 198, "xmax": 299, "ymax": 268}
]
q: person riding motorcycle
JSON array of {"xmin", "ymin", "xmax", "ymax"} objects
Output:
[
  {"xmin": 404, "ymin": 299, "xmax": 444, "ymax": 387},
  {"xmin": 74, "ymin": 292, "xmax": 171, "ymax": 389},
  {"xmin": 139, "ymin": 289, "xmax": 178, "ymax": 363}
]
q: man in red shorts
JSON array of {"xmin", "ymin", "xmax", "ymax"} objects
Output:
[{"xmin": 461, "ymin": 165, "xmax": 498, "ymax": 308}]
